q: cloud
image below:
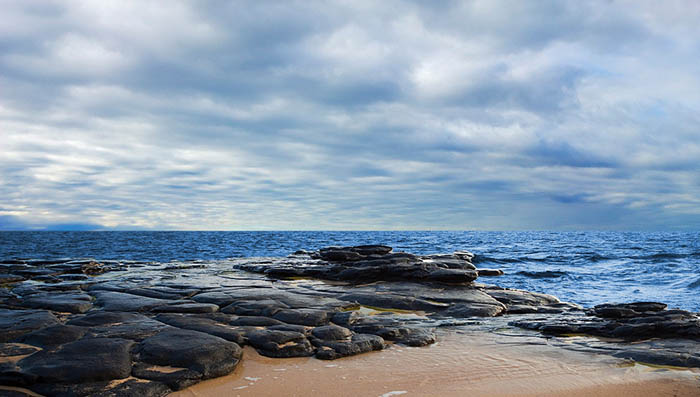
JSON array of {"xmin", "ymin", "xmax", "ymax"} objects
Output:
[{"xmin": 0, "ymin": 0, "xmax": 699, "ymax": 230}]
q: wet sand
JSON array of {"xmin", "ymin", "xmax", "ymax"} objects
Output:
[{"xmin": 171, "ymin": 330, "xmax": 700, "ymax": 397}]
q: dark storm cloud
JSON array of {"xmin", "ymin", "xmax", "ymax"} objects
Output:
[{"xmin": 1, "ymin": 0, "xmax": 699, "ymax": 230}]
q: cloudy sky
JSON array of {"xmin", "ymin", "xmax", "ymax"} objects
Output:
[{"xmin": 1, "ymin": 0, "xmax": 699, "ymax": 230}]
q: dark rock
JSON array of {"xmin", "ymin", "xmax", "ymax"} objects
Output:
[
  {"xmin": 30, "ymin": 378, "xmax": 171, "ymax": 397},
  {"xmin": 230, "ymin": 316, "xmax": 285, "ymax": 326},
  {"xmin": 247, "ymin": 330, "xmax": 314, "ymax": 358},
  {"xmin": 93, "ymin": 291, "xmax": 171, "ymax": 312},
  {"xmin": 593, "ymin": 302, "xmax": 667, "ymax": 318},
  {"xmin": 138, "ymin": 329, "xmax": 242, "ymax": 379},
  {"xmin": 267, "ymin": 324, "xmax": 312, "ymax": 335},
  {"xmin": 85, "ymin": 317, "xmax": 169, "ymax": 341},
  {"xmin": 273, "ymin": 308, "xmax": 330, "ymax": 326},
  {"xmin": 0, "ymin": 343, "xmax": 40, "ymax": 358},
  {"xmin": 441, "ymin": 303, "xmax": 505, "ymax": 318},
  {"xmin": 192, "ymin": 292, "xmax": 235, "ymax": 306},
  {"xmin": 132, "ymin": 362, "xmax": 202, "ymax": 391},
  {"xmin": 477, "ymin": 268, "xmax": 504, "ymax": 277},
  {"xmin": 311, "ymin": 325, "xmax": 352, "ymax": 340},
  {"xmin": 152, "ymin": 302, "xmax": 219, "ymax": 314},
  {"xmin": 0, "ymin": 309, "xmax": 60, "ymax": 343},
  {"xmin": 349, "ymin": 245, "xmax": 393, "ymax": 256},
  {"xmin": 338, "ymin": 292, "xmax": 449, "ymax": 312},
  {"xmin": 21, "ymin": 292, "xmax": 93, "ymax": 314},
  {"xmin": 318, "ymin": 248, "xmax": 363, "ymax": 262},
  {"xmin": 153, "ymin": 314, "xmax": 246, "ymax": 344},
  {"xmin": 424, "ymin": 268, "xmax": 478, "ymax": 283},
  {"xmin": 21, "ymin": 324, "xmax": 87, "ymax": 348},
  {"xmin": 67, "ymin": 311, "xmax": 149, "ymax": 327},
  {"xmin": 18, "ymin": 338, "xmax": 134, "ymax": 383},
  {"xmin": 221, "ymin": 299, "xmax": 289, "ymax": 317},
  {"xmin": 314, "ymin": 334, "xmax": 385, "ymax": 360},
  {"xmin": 0, "ymin": 274, "xmax": 26, "ymax": 284}
]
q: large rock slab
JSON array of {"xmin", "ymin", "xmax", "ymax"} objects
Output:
[
  {"xmin": 138, "ymin": 329, "xmax": 242, "ymax": 380},
  {"xmin": 0, "ymin": 309, "xmax": 60, "ymax": 343},
  {"xmin": 17, "ymin": 338, "xmax": 134, "ymax": 383},
  {"xmin": 92, "ymin": 291, "xmax": 172, "ymax": 312}
]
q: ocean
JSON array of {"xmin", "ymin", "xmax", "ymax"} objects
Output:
[{"xmin": 1, "ymin": 231, "xmax": 698, "ymax": 311}]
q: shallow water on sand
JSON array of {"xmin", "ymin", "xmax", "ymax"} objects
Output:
[{"xmin": 170, "ymin": 329, "xmax": 700, "ymax": 397}]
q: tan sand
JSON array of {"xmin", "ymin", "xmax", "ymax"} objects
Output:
[{"xmin": 171, "ymin": 330, "xmax": 700, "ymax": 397}]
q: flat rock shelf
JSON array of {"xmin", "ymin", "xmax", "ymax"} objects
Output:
[{"xmin": 1, "ymin": 245, "xmax": 699, "ymax": 396}]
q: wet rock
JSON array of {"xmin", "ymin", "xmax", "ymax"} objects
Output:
[
  {"xmin": 67, "ymin": 311, "xmax": 150, "ymax": 326},
  {"xmin": 318, "ymin": 248, "xmax": 363, "ymax": 262},
  {"xmin": 267, "ymin": 324, "xmax": 312, "ymax": 335},
  {"xmin": 230, "ymin": 316, "xmax": 285, "ymax": 326},
  {"xmin": 85, "ymin": 317, "xmax": 169, "ymax": 341},
  {"xmin": 0, "ymin": 343, "xmax": 40, "ymax": 358},
  {"xmin": 314, "ymin": 334, "xmax": 385, "ymax": 360},
  {"xmin": 222, "ymin": 299, "xmax": 289, "ymax": 317},
  {"xmin": 273, "ymin": 308, "xmax": 330, "ymax": 326},
  {"xmin": 338, "ymin": 292, "xmax": 449, "ymax": 312},
  {"xmin": 347, "ymin": 314, "xmax": 437, "ymax": 346},
  {"xmin": 18, "ymin": 338, "xmax": 134, "ymax": 383},
  {"xmin": 477, "ymin": 268, "xmax": 504, "ymax": 277},
  {"xmin": 0, "ymin": 309, "xmax": 60, "ymax": 343},
  {"xmin": 93, "ymin": 291, "xmax": 171, "ymax": 312},
  {"xmin": 441, "ymin": 303, "xmax": 505, "ymax": 318},
  {"xmin": 138, "ymin": 329, "xmax": 242, "ymax": 380},
  {"xmin": 0, "ymin": 274, "xmax": 26, "ymax": 284},
  {"xmin": 247, "ymin": 329, "xmax": 315, "ymax": 358},
  {"xmin": 132, "ymin": 362, "xmax": 202, "ymax": 391},
  {"xmin": 311, "ymin": 325, "xmax": 353, "ymax": 340},
  {"xmin": 30, "ymin": 377, "xmax": 171, "ymax": 397},
  {"xmin": 152, "ymin": 302, "xmax": 219, "ymax": 314},
  {"xmin": 424, "ymin": 268, "xmax": 478, "ymax": 283},
  {"xmin": 592, "ymin": 302, "xmax": 667, "ymax": 318},
  {"xmin": 192, "ymin": 291, "xmax": 236, "ymax": 306},
  {"xmin": 154, "ymin": 314, "xmax": 246, "ymax": 344},
  {"xmin": 21, "ymin": 292, "xmax": 93, "ymax": 313},
  {"xmin": 21, "ymin": 324, "xmax": 87, "ymax": 348}
]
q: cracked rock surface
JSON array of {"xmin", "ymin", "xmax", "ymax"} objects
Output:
[{"xmin": 1, "ymin": 246, "xmax": 698, "ymax": 396}]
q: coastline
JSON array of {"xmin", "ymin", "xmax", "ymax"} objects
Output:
[
  {"xmin": 171, "ymin": 329, "xmax": 700, "ymax": 397},
  {"xmin": 2, "ymin": 244, "xmax": 700, "ymax": 396}
]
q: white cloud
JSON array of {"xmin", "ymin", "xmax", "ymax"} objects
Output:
[{"xmin": 0, "ymin": 0, "xmax": 699, "ymax": 230}]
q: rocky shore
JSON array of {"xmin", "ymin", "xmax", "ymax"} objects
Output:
[{"xmin": 1, "ymin": 245, "xmax": 699, "ymax": 396}]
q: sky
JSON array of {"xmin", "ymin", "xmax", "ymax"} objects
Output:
[{"xmin": 1, "ymin": 0, "xmax": 699, "ymax": 231}]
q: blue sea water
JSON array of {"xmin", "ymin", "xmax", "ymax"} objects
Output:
[{"xmin": 1, "ymin": 231, "xmax": 699, "ymax": 311}]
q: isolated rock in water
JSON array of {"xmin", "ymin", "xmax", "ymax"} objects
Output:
[{"xmin": 18, "ymin": 337, "xmax": 134, "ymax": 384}]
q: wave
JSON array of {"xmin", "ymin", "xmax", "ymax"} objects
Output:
[
  {"xmin": 688, "ymin": 277, "xmax": 700, "ymax": 289},
  {"xmin": 516, "ymin": 270, "xmax": 568, "ymax": 279}
]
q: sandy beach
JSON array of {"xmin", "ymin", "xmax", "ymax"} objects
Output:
[{"xmin": 171, "ymin": 329, "xmax": 700, "ymax": 397}]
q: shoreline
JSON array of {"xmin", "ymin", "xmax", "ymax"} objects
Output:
[
  {"xmin": 171, "ymin": 329, "xmax": 700, "ymax": 397},
  {"xmin": 2, "ymin": 244, "xmax": 700, "ymax": 396}
]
